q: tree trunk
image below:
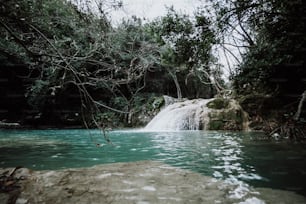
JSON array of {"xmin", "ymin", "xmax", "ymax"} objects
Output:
[
  {"xmin": 294, "ymin": 90, "xmax": 306, "ymax": 121},
  {"xmin": 167, "ymin": 68, "xmax": 182, "ymax": 100}
]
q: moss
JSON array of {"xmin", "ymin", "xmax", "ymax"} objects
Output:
[
  {"xmin": 208, "ymin": 120, "xmax": 224, "ymax": 130},
  {"xmin": 207, "ymin": 107, "xmax": 244, "ymax": 131},
  {"xmin": 151, "ymin": 97, "xmax": 165, "ymax": 109},
  {"xmin": 207, "ymin": 98, "xmax": 230, "ymax": 109},
  {"xmin": 224, "ymin": 109, "xmax": 243, "ymax": 123},
  {"xmin": 142, "ymin": 96, "xmax": 165, "ymax": 113}
]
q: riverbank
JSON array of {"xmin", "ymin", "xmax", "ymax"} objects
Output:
[{"xmin": 1, "ymin": 161, "xmax": 306, "ymax": 204}]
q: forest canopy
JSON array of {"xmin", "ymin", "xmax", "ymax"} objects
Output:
[{"xmin": 0, "ymin": 0, "xmax": 305, "ymax": 130}]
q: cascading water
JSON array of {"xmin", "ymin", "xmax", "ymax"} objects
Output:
[{"xmin": 144, "ymin": 98, "xmax": 214, "ymax": 131}]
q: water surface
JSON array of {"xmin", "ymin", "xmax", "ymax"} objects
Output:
[{"xmin": 0, "ymin": 129, "xmax": 305, "ymax": 196}]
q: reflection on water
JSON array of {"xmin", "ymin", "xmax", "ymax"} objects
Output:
[{"xmin": 0, "ymin": 129, "xmax": 306, "ymax": 197}]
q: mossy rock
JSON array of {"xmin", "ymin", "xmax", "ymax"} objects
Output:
[
  {"xmin": 208, "ymin": 120, "xmax": 225, "ymax": 130},
  {"xmin": 207, "ymin": 102, "xmax": 245, "ymax": 131},
  {"xmin": 207, "ymin": 98, "xmax": 230, "ymax": 109},
  {"xmin": 152, "ymin": 97, "xmax": 165, "ymax": 109},
  {"xmin": 144, "ymin": 96, "xmax": 165, "ymax": 111},
  {"xmin": 223, "ymin": 109, "xmax": 243, "ymax": 123}
]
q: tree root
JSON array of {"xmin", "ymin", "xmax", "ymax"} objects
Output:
[
  {"xmin": 269, "ymin": 90, "xmax": 306, "ymax": 141},
  {"xmin": 269, "ymin": 120, "xmax": 306, "ymax": 141},
  {"xmin": 0, "ymin": 166, "xmax": 24, "ymax": 204}
]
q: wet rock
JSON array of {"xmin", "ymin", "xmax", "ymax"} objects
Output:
[
  {"xmin": 12, "ymin": 161, "xmax": 234, "ymax": 204},
  {"xmin": 207, "ymin": 98, "xmax": 249, "ymax": 131},
  {"xmin": 2, "ymin": 161, "xmax": 306, "ymax": 204}
]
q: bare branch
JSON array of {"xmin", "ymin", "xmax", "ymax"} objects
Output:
[{"xmin": 294, "ymin": 90, "xmax": 306, "ymax": 121}]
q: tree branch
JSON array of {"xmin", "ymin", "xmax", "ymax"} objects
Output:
[
  {"xmin": 0, "ymin": 20, "xmax": 41, "ymax": 58},
  {"xmin": 294, "ymin": 90, "xmax": 306, "ymax": 121}
]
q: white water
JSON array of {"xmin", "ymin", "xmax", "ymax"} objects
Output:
[{"xmin": 144, "ymin": 98, "xmax": 214, "ymax": 131}]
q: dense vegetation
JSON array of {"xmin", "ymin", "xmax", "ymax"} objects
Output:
[
  {"xmin": 210, "ymin": 0, "xmax": 306, "ymax": 138},
  {"xmin": 0, "ymin": 0, "xmax": 305, "ymax": 136},
  {"xmin": 0, "ymin": 0, "xmax": 217, "ymax": 128}
]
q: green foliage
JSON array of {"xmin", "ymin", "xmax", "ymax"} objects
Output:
[
  {"xmin": 103, "ymin": 17, "xmax": 161, "ymax": 109},
  {"xmin": 147, "ymin": 7, "xmax": 215, "ymax": 70},
  {"xmin": 106, "ymin": 17, "xmax": 159, "ymax": 79},
  {"xmin": 151, "ymin": 96, "xmax": 164, "ymax": 110},
  {"xmin": 0, "ymin": 0, "xmax": 111, "ymax": 111},
  {"xmin": 110, "ymin": 97, "xmax": 128, "ymax": 110},
  {"xmin": 0, "ymin": 0, "xmax": 221, "ymax": 126},
  {"xmin": 223, "ymin": 0, "xmax": 306, "ymax": 97},
  {"xmin": 93, "ymin": 111, "xmax": 121, "ymax": 127},
  {"xmin": 25, "ymin": 79, "xmax": 50, "ymax": 109},
  {"xmin": 145, "ymin": 8, "xmax": 216, "ymax": 98}
]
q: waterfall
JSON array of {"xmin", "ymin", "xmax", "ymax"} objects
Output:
[{"xmin": 144, "ymin": 98, "xmax": 214, "ymax": 131}]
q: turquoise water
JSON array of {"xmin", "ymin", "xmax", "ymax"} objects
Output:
[{"xmin": 1, "ymin": 129, "xmax": 306, "ymax": 196}]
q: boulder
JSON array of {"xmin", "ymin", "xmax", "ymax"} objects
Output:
[{"xmin": 206, "ymin": 98, "xmax": 249, "ymax": 131}]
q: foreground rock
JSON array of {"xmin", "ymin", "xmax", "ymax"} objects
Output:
[{"xmin": 1, "ymin": 161, "xmax": 306, "ymax": 204}]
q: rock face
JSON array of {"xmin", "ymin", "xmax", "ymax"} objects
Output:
[
  {"xmin": 1, "ymin": 161, "xmax": 306, "ymax": 204},
  {"xmin": 206, "ymin": 98, "xmax": 249, "ymax": 131},
  {"xmin": 144, "ymin": 97, "xmax": 249, "ymax": 131}
]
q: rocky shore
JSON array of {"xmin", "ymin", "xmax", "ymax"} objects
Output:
[{"xmin": 1, "ymin": 161, "xmax": 306, "ymax": 204}]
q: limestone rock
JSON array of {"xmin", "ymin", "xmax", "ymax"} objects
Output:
[
  {"xmin": 207, "ymin": 98, "xmax": 249, "ymax": 131},
  {"xmin": 1, "ymin": 161, "xmax": 306, "ymax": 204}
]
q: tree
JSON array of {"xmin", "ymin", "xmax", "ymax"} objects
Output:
[
  {"xmin": 209, "ymin": 0, "xmax": 306, "ymax": 138},
  {"xmin": 146, "ymin": 7, "xmax": 217, "ymax": 99},
  {"xmin": 0, "ymin": 0, "xmax": 137, "ymax": 127},
  {"xmin": 102, "ymin": 17, "xmax": 160, "ymax": 124},
  {"xmin": 0, "ymin": 0, "xmax": 165, "ymax": 130},
  {"xmin": 209, "ymin": 0, "xmax": 305, "ymax": 96}
]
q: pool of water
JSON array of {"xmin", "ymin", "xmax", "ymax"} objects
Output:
[{"xmin": 1, "ymin": 129, "xmax": 306, "ymax": 196}]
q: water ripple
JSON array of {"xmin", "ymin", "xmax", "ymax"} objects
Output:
[{"xmin": 1, "ymin": 129, "xmax": 306, "ymax": 196}]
